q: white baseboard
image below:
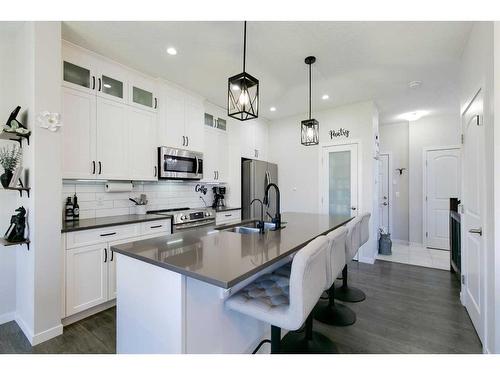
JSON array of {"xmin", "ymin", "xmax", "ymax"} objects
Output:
[
  {"xmin": 0, "ymin": 311, "xmax": 15, "ymax": 325},
  {"xmin": 15, "ymin": 314, "xmax": 63, "ymax": 346}
]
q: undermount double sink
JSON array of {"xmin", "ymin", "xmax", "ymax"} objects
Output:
[{"xmin": 218, "ymin": 220, "xmax": 284, "ymax": 234}]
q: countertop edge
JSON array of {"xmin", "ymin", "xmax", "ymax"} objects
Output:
[{"xmin": 61, "ymin": 215, "xmax": 172, "ymax": 233}]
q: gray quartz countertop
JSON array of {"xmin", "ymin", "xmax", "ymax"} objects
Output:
[
  {"xmin": 111, "ymin": 212, "xmax": 352, "ymax": 288},
  {"xmin": 61, "ymin": 214, "xmax": 172, "ymax": 233}
]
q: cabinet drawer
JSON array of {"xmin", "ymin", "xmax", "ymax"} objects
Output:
[
  {"xmin": 66, "ymin": 224, "xmax": 141, "ymax": 249},
  {"xmin": 140, "ymin": 219, "xmax": 171, "ymax": 236},
  {"xmin": 216, "ymin": 210, "xmax": 241, "ymax": 225}
]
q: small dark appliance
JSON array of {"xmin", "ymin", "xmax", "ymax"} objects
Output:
[{"xmin": 212, "ymin": 186, "xmax": 226, "ymax": 209}]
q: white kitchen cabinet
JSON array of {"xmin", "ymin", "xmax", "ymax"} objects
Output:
[
  {"xmin": 239, "ymin": 120, "xmax": 268, "ymax": 160},
  {"xmin": 62, "ymin": 46, "xmax": 96, "ymax": 95},
  {"xmin": 216, "ymin": 209, "xmax": 242, "ymax": 225},
  {"xmin": 158, "ymin": 83, "xmax": 204, "ymax": 152},
  {"xmin": 203, "ymin": 128, "xmax": 229, "ymax": 183},
  {"xmin": 96, "ymin": 97, "xmax": 130, "ymax": 180},
  {"xmin": 62, "ymin": 87, "xmax": 97, "ymax": 179},
  {"xmin": 129, "ymin": 75, "xmax": 158, "ymax": 112},
  {"xmin": 96, "ymin": 60, "xmax": 129, "ymax": 104},
  {"xmin": 128, "ymin": 107, "xmax": 157, "ymax": 181},
  {"xmin": 66, "ymin": 243, "xmax": 109, "ymax": 316},
  {"xmin": 63, "ymin": 220, "xmax": 172, "ymax": 320}
]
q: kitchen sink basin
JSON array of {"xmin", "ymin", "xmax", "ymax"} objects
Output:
[{"xmin": 223, "ymin": 221, "xmax": 278, "ymax": 234}]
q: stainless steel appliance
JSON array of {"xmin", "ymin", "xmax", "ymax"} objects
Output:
[
  {"xmin": 242, "ymin": 160, "xmax": 278, "ymax": 220},
  {"xmin": 148, "ymin": 207, "xmax": 215, "ymax": 232},
  {"xmin": 158, "ymin": 147, "xmax": 203, "ymax": 180}
]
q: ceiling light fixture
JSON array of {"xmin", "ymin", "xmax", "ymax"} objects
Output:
[
  {"xmin": 321, "ymin": 94, "xmax": 329, "ymax": 100},
  {"xmin": 270, "ymin": 107, "xmax": 276, "ymax": 112},
  {"xmin": 398, "ymin": 110, "xmax": 429, "ymax": 122},
  {"xmin": 301, "ymin": 56, "xmax": 319, "ymax": 146},
  {"xmin": 166, "ymin": 47, "xmax": 177, "ymax": 56},
  {"xmin": 227, "ymin": 21, "xmax": 259, "ymax": 121}
]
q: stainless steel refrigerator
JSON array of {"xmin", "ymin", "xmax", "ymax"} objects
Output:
[{"xmin": 242, "ymin": 159, "xmax": 278, "ymax": 220}]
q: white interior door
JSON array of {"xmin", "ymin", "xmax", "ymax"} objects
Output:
[
  {"xmin": 425, "ymin": 148, "xmax": 460, "ymax": 250},
  {"xmin": 321, "ymin": 143, "xmax": 359, "ymax": 217},
  {"xmin": 461, "ymin": 90, "xmax": 485, "ymax": 344},
  {"xmin": 379, "ymin": 154, "xmax": 390, "ymax": 233}
]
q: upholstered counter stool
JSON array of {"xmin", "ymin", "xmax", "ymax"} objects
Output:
[
  {"xmin": 313, "ymin": 226, "xmax": 356, "ymax": 326},
  {"xmin": 334, "ymin": 213, "xmax": 370, "ymax": 303},
  {"xmin": 225, "ymin": 236, "xmax": 337, "ymax": 354}
]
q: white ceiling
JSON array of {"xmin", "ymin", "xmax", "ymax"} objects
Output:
[{"xmin": 61, "ymin": 21, "xmax": 473, "ymax": 124}]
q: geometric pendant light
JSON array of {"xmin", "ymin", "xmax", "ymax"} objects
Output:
[
  {"xmin": 228, "ymin": 21, "xmax": 259, "ymax": 121},
  {"xmin": 301, "ymin": 56, "xmax": 319, "ymax": 146}
]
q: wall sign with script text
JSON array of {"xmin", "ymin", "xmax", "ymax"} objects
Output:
[{"xmin": 329, "ymin": 128, "xmax": 350, "ymax": 139}]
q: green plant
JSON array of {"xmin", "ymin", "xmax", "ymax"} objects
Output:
[{"xmin": 0, "ymin": 145, "xmax": 22, "ymax": 172}]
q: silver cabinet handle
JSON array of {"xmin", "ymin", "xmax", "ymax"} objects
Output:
[{"xmin": 469, "ymin": 228, "xmax": 482, "ymax": 236}]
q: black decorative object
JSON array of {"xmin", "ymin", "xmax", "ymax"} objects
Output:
[
  {"xmin": 0, "ymin": 170, "xmax": 13, "ymax": 188},
  {"xmin": 228, "ymin": 21, "xmax": 259, "ymax": 121},
  {"xmin": 329, "ymin": 128, "xmax": 350, "ymax": 139},
  {"xmin": 301, "ymin": 56, "xmax": 319, "ymax": 146},
  {"xmin": 4, "ymin": 206, "xmax": 27, "ymax": 243},
  {"xmin": 6, "ymin": 106, "xmax": 25, "ymax": 130}
]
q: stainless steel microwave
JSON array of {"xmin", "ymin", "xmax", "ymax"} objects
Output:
[{"xmin": 158, "ymin": 147, "xmax": 203, "ymax": 180}]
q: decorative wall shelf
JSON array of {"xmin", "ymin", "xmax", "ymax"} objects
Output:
[
  {"xmin": 2, "ymin": 187, "xmax": 30, "ymax": 197},
  {"xmin": 0, "ymin": 131, "xmax": 31, "ymax": 147},
  {"xmin": 0, "ymin": 237, "xmax": 30, "ymax": 250}
]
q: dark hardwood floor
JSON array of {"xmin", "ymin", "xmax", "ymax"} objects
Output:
[{"xmin": 0, "ymin": 260, "xmax": 482, "ymax": 354}]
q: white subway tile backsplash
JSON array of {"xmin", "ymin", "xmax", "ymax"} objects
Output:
[{"xmin": 62, "ymin": 180, "xmax": 214, "ymax": 219}]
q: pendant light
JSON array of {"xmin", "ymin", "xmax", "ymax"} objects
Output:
[
  {"xmin": 301, "ymin": 56, "xmax": 319, "ymax": 146},
  {"xmin": 228, "ymin": 21, "xmax": 259, "ymax": 121}
]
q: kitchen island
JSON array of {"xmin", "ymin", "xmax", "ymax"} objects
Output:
[{"xmin": 111, "ymin": 212, "xmax": 352, "ymax": 354}]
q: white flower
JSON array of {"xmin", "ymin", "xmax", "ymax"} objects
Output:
[{"xmin": 37, "ymin": 111, "xmax": 62, "ymax": 132}]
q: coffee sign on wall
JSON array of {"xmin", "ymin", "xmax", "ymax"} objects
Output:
[{"xmin": 329, "ymin": 128, "xmax": 350, "ymax": 139}]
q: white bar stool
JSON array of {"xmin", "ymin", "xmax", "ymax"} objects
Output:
[
  {"xmin": 314, "ymin": 226, "xmax": 356, "ymax": 326},
  {"xmin": 335, "ymin": 213, "xmax": 370, "ymax": 303},
  {"xmin": 225, "ymin": 236, "xmax": 337, "ymax": 354}
]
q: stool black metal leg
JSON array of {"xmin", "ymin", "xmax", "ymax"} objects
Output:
[
  {"xmin": 305, "ymin": 314, "xmax": 313, "ymax": 341},
  {"xmin": 271, "ymin": 325, "xmax": 281, "ymax": 354},
  {"xmin": 334, "ymin": 265, "xmax": 366, "ymax": 303},
  {"xmin": 313, "ymin": 283, "xmax": 356, "ymax": 326}
]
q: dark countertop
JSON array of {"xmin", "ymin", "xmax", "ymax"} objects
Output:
[
  {"xmin": 62, "ymin": 214, "xmax": 172, "ymax": 233},
  {"xmin": 111, "ymin": 212, "xmax": 352, "ymax": 288},
  {"xmin": 215, "ymin": 206, "xmax": 241, "ymax": 213}
]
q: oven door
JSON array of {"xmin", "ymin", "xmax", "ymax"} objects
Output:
[{"xmin": 158, "ymin": 147, "xmax": 203, "ymax": 180}]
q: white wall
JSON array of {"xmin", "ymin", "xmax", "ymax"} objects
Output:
[
  {"xmin": 0, "ymin": 25, "xmax": 21, "ymax": 323},
  {"xmin": 13, "ymin": 22, "xmax": 63, "ymax": 345},
  {"xmin": 460, "ymin": 21, "xmax": 495, "ymax": 353},
  {"xmin": 268, "ymin": 100, "xmax": 379, "ymax": 263},
  {"xmin": 379, "ymin": 122, "xmax": 409, "ymax": 242},
  {"xmin": 408, "ymin": 114, "xmax": 461, "ymax": 245}
]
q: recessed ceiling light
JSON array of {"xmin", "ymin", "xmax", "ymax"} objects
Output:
[
  {"xmin": 270, "ymin": 107, "xmax": 276, "ymax": 112},
  {"xmin": 408, "ymin": 80, "xmax": 422, "ymax": 88},
  {"xmin": 166, "ymin": 47, "xmax": 177, "ymax": 56},
  {"xmin": 321, "ymin": 94, "xmax": 329, "ymax": 100},
  {"xmin": 398, "ymin": 110, "xmax": 429, "ymax": 122}
]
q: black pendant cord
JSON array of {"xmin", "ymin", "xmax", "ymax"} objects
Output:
[
  {"xmin": 309, "ymin": 63, "xmax": 312, "ymax": 120},
  {"xmin": 243, "ymin": 21, "xmax": 247, "ymax": 73}
]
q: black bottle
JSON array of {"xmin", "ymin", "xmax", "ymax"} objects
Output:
[
  {"xmin": 72, "ymin": 194, "xmax": 80, "ymax": 221},
  {"xmin": 65, "ymin": 197, "xmax": 73, "ymax": 222}
]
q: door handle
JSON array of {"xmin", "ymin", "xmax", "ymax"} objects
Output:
[
  {"xmin": 351, "ymin": 207, "xmax": 357, "ymax": 211},
  {"xmin": 92, "ymin": 161, "xmax": 96, "ymax": 174},
  {"xmin": 382, "ymin": 202, "xmax": 388, "ymax": 206},
  {"xmin": 216, "ymin": 171, "xmax": 219, "ymax": 180},
  {"xmin": 92, "ymin": 76, "xmax": 96, "ymax": 90},
  {"xmin": 182, "ymin": 136, "xmax": 185, "ymax": 146},
  {"xmin": 104, "ymin": 248, "xmax": 107, "ymax": 263},
  {"xmin": 110, "ymin": 250, "xmax": 114, "ymax": 262},
  {"xmin": 186, "ymin": 136, "xmax": 189, "ymax": 147},
  {"xmin": 154, "ymin": 166, "xmax": 157, "ymax": 177},
  {"xmin": 98, "ymin": 78, "xmax": 101, "ymax": 92},
  {"xmin": 469, "ymin": 228, "xmax": 482, "ymax": 236},
  {"xmin": 98, "ymin": 161, "xmax": 102, "ymax": 175},
  {"xmin": 195, "ymin": 155, "xmax": 199, "ymax": 175},
  {"xmin": 154, "ymin": 98, "xmax": 158, "ymax": 109},
  {"xmin": 214, "ymin": 171, "xmax": 216, "ymax": 180}
]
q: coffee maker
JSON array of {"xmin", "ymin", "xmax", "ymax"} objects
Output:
[{"xmin": 212, "ymin": 186, "xmax": 226, "ymax": 209}]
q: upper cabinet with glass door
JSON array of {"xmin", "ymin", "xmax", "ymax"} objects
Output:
[
  {"xmin": 129, "ymin": 76, "xmax": 158, "ymax": 112},
  {"xmin": 95, "ymin": 59, "xmax": 128, "ymax": 104},
  {"xmin": 62, "ymin": 42, "xmax": 97, "ymax": 94}
]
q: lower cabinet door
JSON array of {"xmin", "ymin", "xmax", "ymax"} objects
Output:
[{"xmin": 66, "ymin": 244, "xmax": 109, "ymax": 316}]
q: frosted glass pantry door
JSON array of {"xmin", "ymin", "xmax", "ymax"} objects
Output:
[{"xmin": 322, "ymin": 143, "xmax": 358, "ymax": 217}]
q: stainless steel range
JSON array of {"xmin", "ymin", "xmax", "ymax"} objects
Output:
[{"xmin": 147, "ymin": 207, "xmax": 215, "ymax": 232}]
